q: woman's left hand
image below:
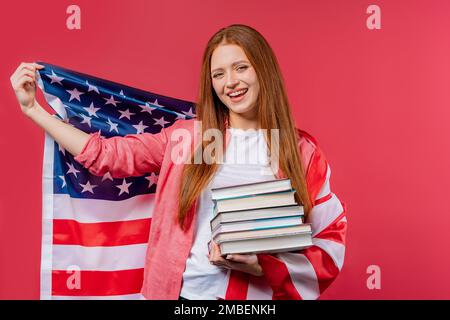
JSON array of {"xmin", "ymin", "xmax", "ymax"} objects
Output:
[{"xmin": 207, "ymin": 241, "xmax": 264, "ymax": 277}]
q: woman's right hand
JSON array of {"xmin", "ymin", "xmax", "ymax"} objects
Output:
[
  {"xmin": 10, "ymin": 62, "xmax": 45, "ymax": 116},
  {"xmin": 9, "ymin": 61, "xmax": 90, "ymax": 157}
]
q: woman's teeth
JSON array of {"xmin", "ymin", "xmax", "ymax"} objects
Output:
[{"xmin": 228, "ymin": 88, "xmax": 248, "ymax": 97}]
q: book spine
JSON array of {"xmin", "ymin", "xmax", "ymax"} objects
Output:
[
  {"xmin": 214, "ymin": 189, "xmax": 296, "ymax": 202},
  {"xmin": 212, "ymin": 223, "xmax": 305, "ymax": 240},
  {"xmin": 215, "ymin": 230, "xmax": 313, "ymax": 244},
  {"xmin": 210, "ymin": 214, "xmax": 304, "ymax": 234},
  {"xmin": 211, "ymin": 178, "xmax": 291, "ymax": 193}
]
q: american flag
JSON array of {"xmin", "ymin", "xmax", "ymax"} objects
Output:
[{"xmin": 36, "ymin": 62, "xmax": 196, "ymax": 299}]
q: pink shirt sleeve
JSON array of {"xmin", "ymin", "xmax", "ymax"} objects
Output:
[{"xmin": 74, "ymin": 129, "xmax": 168, "ymax": 178}]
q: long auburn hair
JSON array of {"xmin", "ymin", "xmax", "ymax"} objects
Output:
[{"xmin": 177, "ymin": 24, "xmax": 312, "ymax": 230}]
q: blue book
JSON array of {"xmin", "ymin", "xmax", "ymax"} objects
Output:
[
  {"xmin": 210, "ymin": 204, "xmax": 304, "ymax": 231},
  {"xmin": 211, "ymin": 215, "xmax": 304, "ymax": 239}
]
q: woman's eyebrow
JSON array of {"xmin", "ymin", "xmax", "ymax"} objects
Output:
[{"xmin": 211, "ymin": 60, "xmax": 249, "ymax": 73}]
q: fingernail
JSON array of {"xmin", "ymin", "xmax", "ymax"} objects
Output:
[{"xmin": 226, "ymin": 255, "xmax": 232, "ymax": 259}]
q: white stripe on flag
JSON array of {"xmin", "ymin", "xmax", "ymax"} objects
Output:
[
  {"xmin": 53, "ymin": 193, "xmax": 155, "ymax": 223},
  {"xmin": 313, "ymin": 238, "xmax": 346, "ymax": 271},
  {"xmin": 40, "ymin": 133, "xmax": 56, "ymax": 300},
  {"xmin": 277, "ymin": 252, "xmax": 321, "ymax": 300},
  {"xmin": 246, "ymin": 276, "xmax": 274, "ymax": 300},
  {"xmin": 310, "ymin": 193, "xmax": 344, "ymax": 237},
  {"xmin": 52, "ymin": 243, "xmax": 147, "ymax": 271},
  {"xmin": 315, "ymin": 164, "xmax": 331, "ymax": 200}
]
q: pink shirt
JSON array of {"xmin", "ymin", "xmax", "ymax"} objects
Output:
[{"xmin": 74, "ymin": 118, "xmax": 347, "ymax": 300}]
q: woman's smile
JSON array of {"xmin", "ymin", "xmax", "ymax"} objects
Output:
[{"xmin": 227, "ymin": 88, "xmax": 248, "ymax": 103}]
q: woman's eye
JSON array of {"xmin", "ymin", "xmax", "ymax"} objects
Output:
[
  {"xmin": 213, "ymin": 73, "xmax": 223, "ymax": 78},
  {"xmin": 237, "ymin": 66, "xmax": 248, "ymax": 71}
]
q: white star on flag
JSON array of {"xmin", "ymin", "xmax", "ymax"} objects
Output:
[
  {"xmin": 107, "ymin": 118, "xmax": 119, "ymax": 133},
  {"xmin": 101, "ymin": 172, "xmax": 114, "ymax": 182},
  {"xmin": 153, "ymin": 99, "xmax": 163, "ymax": 108},
  {"xmin": 154, "ymin": 116, "xmax": 169, "ymax": 128},
  {"xmin": 59, "ymin": 175, "xmax": 66, "ymax": 188},
  {"xmin": 86, "ymin": 80, "xmax": 100, "ymax": 94},
  {"xmin": 120, "ymin": 90, "xmax": 126, "ymax": 96},
  {"xmin": 66, "ymin": 88, "xmax": 84, "ymax": 102},
  {"xmin": 116, "ymin": 179, "xmax": 132, "ymax": 196},
  {"xmin": 118, "ymin": 109, "xmax": 135, "ymax": 120},
  {"xmin": 145, "ymin": 172, "xmax": 159, "ymax": 188},
  {"xmin": 84, "ymin": 102, "xmax": 100, "ymax": 117},
  {"xmin": 104, "ymin": 95, "xmax": 121, "ymax": 107},
  {"xmin": 97, "ymin": 129, "xmax": 105, "ymax": 138},
  {"xmin": 80, "ymin": 180, "xmax": 98, "ymax": 194},
  {"xmin": 47, "ymin": 70, "xmax": 64, "ymax": 85},
  {"xmin": 66, "ymin": 162, "xmax": 80, "ymax": 178},
  {"xmin": 138, "ymin": 102, "xmax": 157, "ymax": 115},
  {"xmin": 80, "ymin": 114, "xmax": 92, "ymax": 127},
  {"xmin": 175, "ymin": 113, "xmax": 186, "ymax": 120},
  {"xmin": 182, "ymin": 107, "xmax": 196, "ymax": 118},
  {"xmin": 133, "ymin": 120, "xmax": 149, "ymax": 134},
  {"xmin": 58, "ymin": 144, "xmax": 66, "ymax": 155}
]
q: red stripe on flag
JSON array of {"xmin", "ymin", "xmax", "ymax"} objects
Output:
[
  {"xmin": 314, "ymin": 205, "xmax": 347, "ymax": 245},
  {"xmin": 306, "ymin": 147, "xmax": 328, "ymax": 204},
  {"xmin": 314, "ymin": 193, "xmax": 332, "ymax": 206},
  {"xmin": 225, "ymin": 270, "xmax": 249, "ymax": 300},
  {"xmin": 314, "ymin": 218, "xmax": 347, "ymax": 245},
  {"xmin": 52, "ymin": 269, "xmax": 144, "ymax": 296},
  {"xmin": 257, "ymin": 254, "xmax": 302, "ymax": 300},
  {"xmin": 53, "ymin": 218, "xmax": 151, "ymax": 247},
  {"xmin": 303, "ymin": 246, "xmax": 340, "ymax": 294}
]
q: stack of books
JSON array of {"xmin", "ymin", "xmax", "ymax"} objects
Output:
[{"xmin": 209, "ymin": 178, "xmax": 313, "ymax": 255}]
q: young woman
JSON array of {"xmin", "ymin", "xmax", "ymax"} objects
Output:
[{"xmin": 10, "ymin": 24, "xmax": 347, "ymax": 300}]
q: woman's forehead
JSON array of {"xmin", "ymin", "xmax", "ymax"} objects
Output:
[{"xmin": 211, "ymin": 44, "xmax": 249, "ymax": 70}]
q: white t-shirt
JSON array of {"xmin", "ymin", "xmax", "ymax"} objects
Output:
[{"xmin": 179, "ymin": 127, "xmax": 276, "ymax": 300}]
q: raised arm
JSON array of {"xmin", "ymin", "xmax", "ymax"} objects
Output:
[
  {"xmin": 10, "ymin": 62, "xmax": 90, "ymax": 157},
  {"xmin": 73, "ymin": 129, "xmax": 168, "ymax": 178},
  {"xmin": 11, "ymin": 62, "xmax": 169, "ymax": 178}
]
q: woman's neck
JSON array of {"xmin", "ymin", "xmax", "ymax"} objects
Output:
[{"xmin": 228, "ymin": 109, "xmax": 260, "ymax": 130}]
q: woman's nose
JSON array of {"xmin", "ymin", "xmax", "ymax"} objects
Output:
[{"xmin": 226, "ymin": 77, "xmax": 239, "ymax": 88}]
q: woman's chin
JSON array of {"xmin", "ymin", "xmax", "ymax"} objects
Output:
[{"xmin": 227, "ymin": 104, "xmax": 257, "ymax": 116}]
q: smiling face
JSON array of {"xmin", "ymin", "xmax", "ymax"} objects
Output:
[{"xmin": 210, "ymin": 43, "xmax": 260, "ymax": 121}]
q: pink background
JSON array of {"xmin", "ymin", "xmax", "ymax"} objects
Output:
[{"xmin": 1, "ymin": 0, "xmax": 449, "ymax": 299}]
